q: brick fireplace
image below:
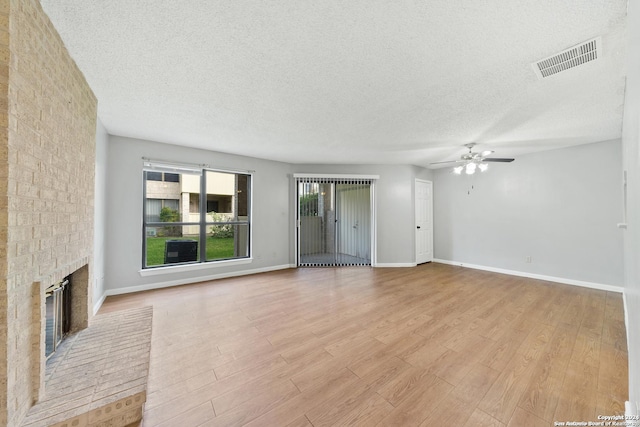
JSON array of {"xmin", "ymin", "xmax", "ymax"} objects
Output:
[
  {"xmin": 0, "ymin": 0, "xmax": 98, "ymax": 426},
  {"xmin": 34, "ymin": 262, "xmax": 92, "ymax": 399}
]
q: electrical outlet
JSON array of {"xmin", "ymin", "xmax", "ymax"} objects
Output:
[{"xmin": 526, "ymin": 256, "xmax": 532, "ymax": 263}]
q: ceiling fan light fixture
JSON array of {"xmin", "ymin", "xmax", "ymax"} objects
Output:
[
  {"xmin": 430, "ymin": 143, "xmax": 514, "ymax": 174},
  {"xmin": 465, "ymin": 162, "xmax": 476, "ymax": 175}
]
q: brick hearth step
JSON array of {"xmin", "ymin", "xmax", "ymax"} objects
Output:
[{"xmin": 21, "ymin": 306, "xmax": 153, "ymax": 427}]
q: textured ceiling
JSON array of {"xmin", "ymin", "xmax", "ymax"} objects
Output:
[{"xmin": 40, "ymin": 0, "xmax": 628, "ymax": 167}]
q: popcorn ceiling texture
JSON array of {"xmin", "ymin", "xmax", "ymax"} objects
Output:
[
  {"xmin": 1, "ymin": 0, "xmax": 97, "ymax": 425},
  {"xmin": 40, "ymin": 0, "xmax": 627, "ymax": 166}
]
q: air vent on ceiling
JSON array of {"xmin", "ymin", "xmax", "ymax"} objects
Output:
[{"xmin": 532, "ymin": 37, "xmax": 601, "ymax": 79}]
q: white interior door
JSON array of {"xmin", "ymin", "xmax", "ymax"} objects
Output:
[{"xmin": 415, "ymin": 179, "xmax": 433, "ymax": 264}]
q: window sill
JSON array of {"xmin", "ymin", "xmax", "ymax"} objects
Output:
[{"xmin": 138, "ymin": 258, "xmax": 253, "ymax": 277}]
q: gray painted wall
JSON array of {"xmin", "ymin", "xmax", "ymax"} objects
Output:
[
  {"xmin": 433, "ymin": 140, "xmax": 624, "ymax": 286},
  {"xmin": 102, "ymin": 142, "xmax": 435, "ymax": 294},
  {"xmin": 623, "ymin": 0, "xmax": 640, "ymax": 406},
  {"xmin": 105, "ymin": 136, "xmax": 292, "ymax": 292},
  {"xmin": 93, "ymin": 119, "xmax": 108, "ymax": 310}
]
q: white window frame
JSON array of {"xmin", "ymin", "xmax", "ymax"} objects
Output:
[{"xmin": 140, "ymin": 160, "xmax": 253, "ymax": 274}]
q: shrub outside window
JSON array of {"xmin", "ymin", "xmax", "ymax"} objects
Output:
[{"xmin": 142, "ymin": 163, "xmax": 251, "ymax": 268}]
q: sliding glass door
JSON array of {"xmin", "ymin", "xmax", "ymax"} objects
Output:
[{"xmin": 297, "ymin": 177, "xmax": 372, "ymax": 266}]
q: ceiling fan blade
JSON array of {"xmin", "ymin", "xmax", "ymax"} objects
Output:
[
  {"xmin": 480, "ymin": 150, "xmax": 494, "ymax": 157},
  {"xmin": 429, "ymin": 160, "xmax": 465, "ymax": 165},
  {"xmin": 482, "ymin": 158, "xmax": 515, "ymax": 163}
]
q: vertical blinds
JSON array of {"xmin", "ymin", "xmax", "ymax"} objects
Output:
[{"xmin": 296, "ymin": 177, "xmax": 372, "ymax": 267}]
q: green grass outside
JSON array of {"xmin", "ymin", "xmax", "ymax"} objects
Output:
[{"xmin": 146, "ymin": 236, "xmax": 235, "ymax": 266}]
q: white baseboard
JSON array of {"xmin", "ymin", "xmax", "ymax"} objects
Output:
[
  {"xmin": 433, "ymin": 259, "xmax": 623, "ymax": 293},
  {"xmin": 623, "ymin": 291, "xmax": 631, "ymax": 365},
  {"xmin": 92, "ymin": 292, "xmax": 107, "ymax": 315},
  {"xmin": 626, "ymin": 400, "xmax": 638, "ymax": 417},
  {"xmin": 102, "ymin": 259, "xmax": 623, "ymax": 301},
  {"xmin": 375, "ymin": 263, "xmax": 417, "ymax": 268},
  {"xmin": 105, "ymin": 264, "xmax": 296, "ymax": 297}
]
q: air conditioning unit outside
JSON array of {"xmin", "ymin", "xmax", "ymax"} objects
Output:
[{"xmin": 164, "ymin": 240, "xmax": 198, "ymax": 264}]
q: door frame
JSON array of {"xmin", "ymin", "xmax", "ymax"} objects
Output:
[
  {"xmin": 293, "ymin": 174, "xmax": 379, "ymax": 267},
  {"xmin": 415, "ymin": 179, "xmax": 433, "ymax": 264}
]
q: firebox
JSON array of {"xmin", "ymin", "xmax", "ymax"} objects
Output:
[{"xmin": 44, "ymin": 275, "xmax": 72, "ymax": 358}]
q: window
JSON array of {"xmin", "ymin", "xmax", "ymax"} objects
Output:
[
  {"xmin": 145, "ymin": 199, "xmax": 179, "ymax": 223},
  {"xmin": 147, "ymin": 171, "xmax": 162, "ymax": 181},
  {"xmin": 164, "ymin": 173, "xmax": 179, "ymax": 182},
  {"xmin": 146, "ymin": 171, "xmax": 178, "ymax": 182},
  {"xmin": 142, "ymin": 164, "xmax": 251, "ymax": 268}
]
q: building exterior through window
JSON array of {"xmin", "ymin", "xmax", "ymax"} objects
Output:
[{"xmin": 143, "ymin": 165, "xmax": 251, "ymax": 268}]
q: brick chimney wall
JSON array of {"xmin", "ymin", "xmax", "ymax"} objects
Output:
[{"xmin": 0, "ymin": 0, "xmax": 97, "ymax": 426}]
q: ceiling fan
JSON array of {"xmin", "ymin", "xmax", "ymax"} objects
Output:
[{"xmin": 429, "ymin": 143, "xmax": 515, "ymax": 175}]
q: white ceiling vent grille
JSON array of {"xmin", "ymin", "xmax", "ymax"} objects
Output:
[{"xmin": 532, "ymin": 37, "xmax": 601, "ymax": 79}]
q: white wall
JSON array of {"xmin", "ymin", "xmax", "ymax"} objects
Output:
[
  {"xmin": 104, "ymin": 136, "xmax": 292, "ymax": 293},
  {"xmin": 622, "ymin": 0, "xmax": 640, "ymax": 406},
  {"xmin": 290, "ymin": 164, "xmax": 433, "ymax": 266},
  {"xmin": 433, "ymin": 140, "xmax": 624, "ymax": 287},
  {"xmin": 93, "ymin": 119, "xmax": 109, "ymax": 311}
]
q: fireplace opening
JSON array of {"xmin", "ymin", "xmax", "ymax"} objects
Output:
[{"xmin": 44, "ymin": 275, "xmax": 72, "ymax": 358}]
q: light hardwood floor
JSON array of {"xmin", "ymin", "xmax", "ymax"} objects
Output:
[{"xmin": 100, "ymin": 263, "xmax": 629, "ymax": 427}]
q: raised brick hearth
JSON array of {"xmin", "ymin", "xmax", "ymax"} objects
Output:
[{"xmin": 21, "ymin": 307, "xmax": 153, "ymax": 427}]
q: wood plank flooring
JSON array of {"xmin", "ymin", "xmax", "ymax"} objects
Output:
[{"xmin": 99, "ymin": 263, "xmax": 629, "ymax": 427}]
